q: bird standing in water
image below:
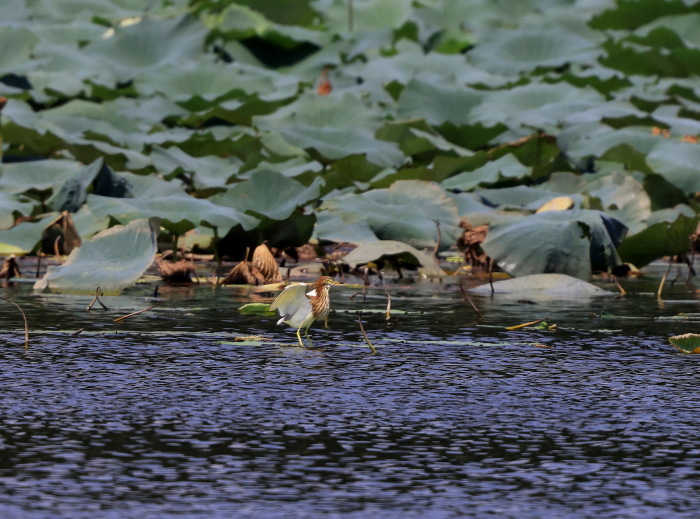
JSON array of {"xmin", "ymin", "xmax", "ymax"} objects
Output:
[{"xmin": 269, "ymin": 276, "xmax": 342, "ymax": 347}]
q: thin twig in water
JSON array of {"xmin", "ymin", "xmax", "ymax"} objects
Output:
[
  {"xmin": 71, "ymin": 328, "xmax": 85, "ymax": 336},
  {"xmin": 4, "ymin": 297, "xmax": 29, "ymax": 350},
  {"xmin": 433, "ymin": 219, "xmax": 441, "ymax": 259},
  {"xmin": 384, "ymin": 288, "xmax": 391, "ymax": 320},
  {"xmin": 86, "ymin": 287, "xmax": 108, "ymax": 311},
  {"xmin": 657, "ymin": 258, "xmax": 673, "ymax": 299},
  {"xmin": 458, "ymin": 281, "xmax": 483, "ymax": 319},
  {"xmin": 488, "ymin": 258, "xmax": 495, "ymax": 294},
  {"xmin": 114, "ymin": 301, "xmax": 163, "ymax": 322},
  {"xmin": 610, "ymin": 274, "xmax": 627, "ymax": 295},
  {"xmin": 358, "ymin": 311, "xmax": 377, "ymax": 354}
]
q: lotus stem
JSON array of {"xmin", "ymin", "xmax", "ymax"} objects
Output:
[
  {"xmin": 458, "ymin": 281, "xmax": 483, "ymax": 319},
  {"xmin": 4, "ymin": 297, "xmax": 29, "ymax": 351},
  {"xmin": 657, "ymin": 258, "xmax": 673, "ymax": 299},
  {"xmin": 358, "ymin": 311, "xmax": 377, "ymax": 354}
]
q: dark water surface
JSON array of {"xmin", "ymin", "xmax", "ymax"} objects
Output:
[{"xmin": 2, "ymin": 271, "xmax": 700, "ymax": 518}]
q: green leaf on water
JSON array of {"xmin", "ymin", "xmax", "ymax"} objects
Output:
[{"xmin": 669, "ymin": 333, "xmax": 700, "ymax": 354}]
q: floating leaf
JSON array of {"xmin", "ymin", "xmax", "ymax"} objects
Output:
[
  {"xmin": 33, "ymin": 217, "xmax": 160, "ymax": 296},
  {"xmin": 669, "ymin": 333, "xmax": 700, "ymax": 354},
  {"xmin": 469, "ymin": 273, "xmax": 612, "ymax": 298}
]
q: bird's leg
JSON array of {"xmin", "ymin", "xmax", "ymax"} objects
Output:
[
  {"xmin": 323, "ymin": 316, "xmax": 329, "ymax": 329},
  {"xmin": 296, "ymin": 325, "xmax": 305, "ymax": 347},
  {"xmin": 305, "ymin": 327, "xmax": 313, "ymax": 348}
]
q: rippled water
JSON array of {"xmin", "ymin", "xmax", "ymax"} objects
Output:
[{"xmin": 2, "ymin": 269, "xmax": 700, "ymax": 518}]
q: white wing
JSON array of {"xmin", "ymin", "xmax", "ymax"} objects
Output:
[{"xmin": 269, "ymin": 283, "xmax": 313, "ymax": 329}]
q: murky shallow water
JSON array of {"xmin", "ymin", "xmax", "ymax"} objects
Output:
[{"xmin": 2, "ymin": 269, "xmax": 700, "ymax": 518}]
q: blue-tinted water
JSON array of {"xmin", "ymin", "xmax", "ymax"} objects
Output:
[{"xmin": 1, "ymin": 271, "xmax": 700, "ymax": 518}]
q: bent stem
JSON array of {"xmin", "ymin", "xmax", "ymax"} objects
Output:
[
  {"xmin": 358, "ymin": 311, "xmax": 377, "ymax": 354},
  {"xmin": 4, "ymin": 297, "xmax": 29, "ymax": 351}
]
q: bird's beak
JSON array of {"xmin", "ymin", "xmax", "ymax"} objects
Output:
[{"xmin": 328, "ymin": 279, "xmax": 343, "ymax": 285}]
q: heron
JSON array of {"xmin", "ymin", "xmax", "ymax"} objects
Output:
[{"xmin": 269, "ymin": 276, "xmax": 342, "ymax": 347}]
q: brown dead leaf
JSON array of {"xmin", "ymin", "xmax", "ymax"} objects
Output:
[
  {"xmin": 158, "ymin": 259, "xmax": 196, "ymax": 283},
  {"xmin": 252, "ymin": 242, "xmax": 282, "ymax": 283},
  {"xmin": 0, "ymin": 97, "xmax": 6, "ymax": 111},
  {"xmin": 457, "ymin": 220, "xmax": 491, "ymax": 269},
  {"xmin": 220, "ymin": 247, "xmax": 265, "ymax": 285},
  {"xmin": 0, "ymin": 255, "xmax": 21, "ymax": 279},
  {"xmin": 42, "ymin": 211, "xmax": 82, "ymax": 256}
]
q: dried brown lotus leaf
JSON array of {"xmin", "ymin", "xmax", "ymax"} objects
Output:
[{"xmin": 252, "ymin": 243, "xmax": 282, "ymax": 283}]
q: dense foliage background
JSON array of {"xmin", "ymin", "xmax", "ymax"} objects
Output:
[{"xmin": 1, "ymin": 0, "xmax": 700, "ymax": 279}]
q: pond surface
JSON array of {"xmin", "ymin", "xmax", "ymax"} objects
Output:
[{"xmin": 2, "ymin": 265, "xmax": 700, "ymax": 518}]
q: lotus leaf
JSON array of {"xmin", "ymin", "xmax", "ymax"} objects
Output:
[
  {"xmin": 341, "ymin": 240, "xmax": 445, "ymax": 278},
  {"xmin": 33, "ymin": 217, "xmax": 160, "ymax": 295},
  {"xmin": 212, "ymin": 170, "xmax": 322, "ymax": 222},
  {"xmin": 646, "ymin": 140, "xmax": 700, "ymax": 193},
  {"xmin": 482, "ymin": 210, "xmax": 627, "ymax": 280},
  {"xmin": 396, "ymin": 79, "xmax": 485, "ymax": 127},
  {"xmin": 0, "ymin": 215, "xmax": 58, "ymax": 255},
  {"xmin": 617, "ymin": 205, "xmax": 699, "ymax": 268},
  {"xmin": 320, "ymin": 180, "xmax": 459, "ymax": 250},
  {"xmin": 254, "ymin": 93, "xmax": 405, "ymax": 168},
  {"xmin": 87, "ymin": 193, "xmax": 257, "ymax": 235},
  {"xmin": 442, "ymin": 155, "xmax": 530, "ymax": 191},
  {"xmin": 669, "ymin": 333, "xmax": 700, "ymax": 354},
  {"xmin": 469, "ymin": 273, "xmax": 612, "ymax": 298},
  {"xmin": 468, "ymin": 27, "xmax": 601, "ymax": 75},
  {"xmin": 82, "ymin": 16, "xmax": 208, "ymax": 83}
]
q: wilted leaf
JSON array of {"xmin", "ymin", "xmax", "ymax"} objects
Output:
[{"xmin": 252, "ymin": 242, "xmax": 282, "ymax": 283}]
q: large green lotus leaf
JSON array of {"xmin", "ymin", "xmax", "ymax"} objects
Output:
[
  {"xmin": 320, "ymin": 180, "xmax": 459, "ymax": 250},
  {"xmin": 33, "ymin": 217, "xmax": 160, "ymax": 296},
  {"xmin": 71, "ymin": 205, "xmax": 110, "ymax": 240},
  {"xmin": 482, "ymin": 210, "xmax": 627, "ymax": 279},
  {"xmin": 150, "ymin": 145, "xmax": 239, "ymax": 189},
  {"xmin": 344, "ymin": 43, "xmax": 506, "ymax": 95},
  {"xmin": 87, "ymin": 193, "xmax": 258, "ymax": 235},
  {"xmin": 212, "ymin": 170, "xmax": 322, "ymax": 221},
  {"xmin": 0, "ymin": 194, "xmax": 35, "ymax": 229},
  {"xmin": 646, "ymin": 140, "xmax": 700, "ymax": 193},
  {"xmin": 638, "ymin": 13, "xmax": 700, "ymax": 47},
  {"xmin": 0, "ymin": 26, "xmax": 39, "ymax": 75},
  {"xmin": 544, "ymin": 170, "xmax": 651, "ymax": 235},
  {"xmin": 82, "ymin": 16, "xmax": 207, "ymax": 82},
  {"xmin": 561, "ymin": 125, "xmax": 660, "ymax": 162},
  {"xmin": 468, "ymin": 27, "xmax": 601, "ymax": 75},
  {"xmin": 135, "ymin": 61, "xmax": 299, "ymax": 104},
  {"xmin": 108, "ymin": 171, "xmax": 184, "ymax": 198},
  {"xmin": 254, "ymin": 93, "xmax": 405, "ymax": 168},
  {"xmin": 317, "ymin": 0, "xmax": 413, "ymax": 33},
  {"xmin": 46, "ymin": 158, "xmax": 105, "ymax": 213},
  {"xmin": 590, "ymin": 0, "xmax": 693, "ymax": 31},
  {"xmin": 201, "ymin": 2, "xmax": 327, "ymax": 47},
  {"xmin": 341, "ymin": 240, "xmax": 446, "ymax": 278},
  {"xmin": 470, "ymin": 82, "xmax": 604, "ymax": 129},
  {"xmin": 442, "ymin": 154, "xmax": 530, "ymax": 191},
  {"xmin": 0, "ymin": 214, "xmax": 56, "ymax": 255},
  {"xmin": 396, "ymin": 79, "xmax": 485, "ymax": 126},
  {"xmin": 651, "ymin": 105, "xmax": 700, "ymax": 136},
  {"xmin": 315, "ymin": 212, "xmax": 379, "ymax": 245},
  {"xmin": 0, "ymin": 159, "xmax": 84, "ymax": 195},
  {"xmin": 618, "ymin": 204, "xmax": 699, "ymax": 268},
  {"xmin": 475, "ymin": 185, "xmax": 575, "ymax": 211},
  {"xmin": 6, "ymin": 97, "xmax": 184, "ymax": 157}
]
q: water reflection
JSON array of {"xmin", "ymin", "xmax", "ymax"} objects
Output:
[{"xmin": 1, "ymin": 277, "xmax": 700, "ymax": 517}]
